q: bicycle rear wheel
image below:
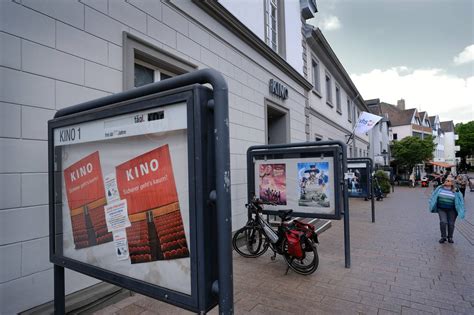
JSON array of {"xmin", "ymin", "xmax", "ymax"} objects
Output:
[
  {"xmin": 232, "ymin": 225, "xmax": 269, "ymax": 258},
  {"xmin": 283, "ymin": 238, "xmax": 319, "ymax": 275}
]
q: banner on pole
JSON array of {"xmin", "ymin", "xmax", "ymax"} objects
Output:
[{"xmin": 354, "ymin": 112, "xmax": 383, "ymax": 135}]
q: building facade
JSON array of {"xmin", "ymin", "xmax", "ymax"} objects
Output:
[
  {"xmin": 304, "ymin": 27, "xmax": 370, "ymax": 159},
  {"xmin": 365, "ymin": 99, "xmax": 391, "ymax": 168},
  {"xmin": 429, "ymin": 115, "xmax": 446, "ymax": 172},
  {"xmin": 0, "ymin": 0, "xmax": 328, "ymax": 313},
  {"xmin": 440, "ymin": 121, "xmax": 460, "ymax": 173}
]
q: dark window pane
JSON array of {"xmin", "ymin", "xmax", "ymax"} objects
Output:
[
  {"xmin": 134, "ymin": 63, "xmax": 154, "ymax": 87},
  {"xmin": 160, "ymin": 72, "xmax": 172, "ymax": 81}
]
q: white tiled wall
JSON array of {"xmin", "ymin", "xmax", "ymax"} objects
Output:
[{"xmin": 0, "ymin": 0, "xmax": 308, "ymax": 312}]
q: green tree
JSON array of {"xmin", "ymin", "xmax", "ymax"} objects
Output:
[
  {"xmin": 455, "ymin": 121, "xmax": 474, "ymax": 164},
  {"xmin": 374, "ymin": 170, "xmax": 391, "ymax": 194},
  {"xmin": 391, "ymin": 135, "xmax": 435, "ymax": 174}
]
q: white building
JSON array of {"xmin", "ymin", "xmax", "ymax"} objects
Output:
[
  {"xmin": 365, "ymin": 99, "xmax": 391, "ymax": 168},
  {"xmin": 440, "ymin": 121, "xmax": 460, "ymax": 173},
  {"xmin": 1, "ymin": 0, "xmax": 373, "ymax": 312},
  {"xmin": 304, "ymin": 27, "xmax": 370, "ymax": 159},
  {"xmin": 428, "ymin": 115, "xmax": 446, "ymax": 172}
]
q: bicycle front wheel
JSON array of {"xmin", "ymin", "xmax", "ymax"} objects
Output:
[
  {"xmin": 283, "ymin": 238, "xmax": 319, "ymax": 275},
  {"xmin": 232, "ymin": 225, "xmax": 269, "ymax": 258}
]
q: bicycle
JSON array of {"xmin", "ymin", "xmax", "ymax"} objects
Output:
[{"xmin": 232, "ymin": 197, "xmax": 319, "ymax": 275}]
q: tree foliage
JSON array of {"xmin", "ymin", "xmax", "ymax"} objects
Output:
[
  {"xmin": 374, "ymin": 170, "xmax": 391, "ymax": 194},
  {"xmin": 455, "ymin": 121, "xmax": 474, "ymax": 159},
  {"xmin": 391, "ymin": 135, "xmax": 435, "ymax": 172}
]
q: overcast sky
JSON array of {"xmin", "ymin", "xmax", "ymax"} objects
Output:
[{"xmin": 308, "ymin": 0, "xmax": 473, "ymax": 124}]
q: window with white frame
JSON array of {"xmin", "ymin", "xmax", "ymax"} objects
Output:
[
  {"xmin": 335, "ymin": 85, "xmax": 341, "ymax": 112},
  {"xmin": 123, "ymin": 33, "xmax": 196, "ymax": 90},
  {"xmin": 134, "ymin": 59, "xmax": 174, "ymax": 87},
  {"xmin": 264, "ymin": 0, "xmax": 285, "ymax": 56},
  {"xmin": 347, "ymin": 98, "xmax": 351, "ymax": 122},
  {"xmin": 311, "ymin": 58, "xmax": 320, "ymax": 93},
  {"xmin": 325, "ymin": 73, "xmax": 332, "ymax": 105}
]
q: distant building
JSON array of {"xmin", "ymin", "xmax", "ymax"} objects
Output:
[
  {"xmin": 428, "ymin": 115, "xmax": 446, "ymax": 172},
  {"xmin": 365, "ymin": 99, "xmax": 391, "ymax": 168},
  {"xmin": 440, "ymin": 121, "xmax": 460, "ymax": 173}
]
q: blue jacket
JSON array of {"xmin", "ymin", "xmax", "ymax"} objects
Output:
[{"xmin": 429, "ymin": 186, "xmax": 465, "ymax": 219}]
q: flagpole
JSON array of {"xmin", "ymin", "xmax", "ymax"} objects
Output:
[{"xmin": 346, "ymin": 92, "xmax": 361, "ymax": 145}]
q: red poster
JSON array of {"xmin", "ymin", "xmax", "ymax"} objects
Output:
[
  {"xmin": 64, "ymin": 151, "xmax": 112, "ymax": 249},
  {"xmin": 116, "ymin": 145, "xmax": 189, "ymax": 264},
  {"xmin": 259, "ymin": 163, "xmax": 287, "ymax": 205}
]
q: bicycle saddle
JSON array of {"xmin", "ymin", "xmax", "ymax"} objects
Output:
[{"xmin": 277, "ymin": 209, "xmax": 293, "ymax": 221}]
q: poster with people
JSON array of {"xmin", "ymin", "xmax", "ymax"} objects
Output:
[
  {"xmin": 297, "ymin": 162, "xmax": 330, "ymax": 208},
  {"xmin": 258, "ymin": 163, "xmax": 287, "ymax": 205},
  {"xmin": 347, "ymin": 162, "xmax": 369, "ymax": 197},
  {"xmin": 254, "ymin": 157, "xmax": 336, "ymax": 216}
]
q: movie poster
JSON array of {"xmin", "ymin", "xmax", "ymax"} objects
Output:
[
  {"xmin": 347, "ymin": 163, "xmax": 369, "ymax": 197},
  {"xmin": 115, "ymin": 145, "xmax": 189, "ymax": 264},
  {"xmin": 254, "ymin": 157, "xmax": 336, "ymax": 216},
  {"xmin": 63, "ymin": 151, "xmax": 113, "ymax": 249},
  {"xmin": 258, "ymin": 164, "xmax": 287, "ymax": 205},
  {"xmin": 297, "ymin": 162, "xmax": 330, "ymax": 208}
]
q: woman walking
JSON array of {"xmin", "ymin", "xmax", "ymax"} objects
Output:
[{"xmin": 429, "ymin": 175, "xmax": 465, "ymax": 243}]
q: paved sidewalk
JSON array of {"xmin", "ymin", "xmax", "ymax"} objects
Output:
[{"xmin": 94, "ymin": 187, "xmax": 474, "ymax": 315}]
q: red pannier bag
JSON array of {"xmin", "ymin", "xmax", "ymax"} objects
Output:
[
  {"xmin": 293, "ymin": 220, "xmax": 319, "ymax": 244},
  {"xmin": 286, "ymin": 230, "xmax": 304, "ymax": 258}
]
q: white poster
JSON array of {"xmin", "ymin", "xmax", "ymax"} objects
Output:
[
  {"xmin": 113, "ymin": 229, "xmax": 130, "ymax": 261},
  {"xmin": 104, "ymin": 200, "xmax": 131, "ymax": 232},
  {"xmin": 104, "ymin": 173, "xmax": 120, "ymax": 204}
]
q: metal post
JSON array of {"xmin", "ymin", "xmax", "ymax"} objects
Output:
[
  {"xmin": 370, "ymin": 163, "xmax": 375, "ymax": 223},
  {"xmin": 212, "ymin": 73, "xmax": 233, "ymax": 315},
  {"xmin": 54, "ymin": 265, "xmax": 65, "ymax": 315}
]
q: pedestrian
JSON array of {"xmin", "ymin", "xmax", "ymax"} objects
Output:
[
  {"xmin": 455, "ymin": 175, "xmax": 467, "ymax": 198},
  {"xmin": 429, "ymin": 175, "xmax": 465, "ymax": 243},
  {"xmin": 409, "ymin": 173, "xmax": 415, "ymax": 188}
]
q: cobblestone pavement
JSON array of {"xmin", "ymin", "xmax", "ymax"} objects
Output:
[{"xmin": 94, "ymin": 186, "xmax": 474, "ymax": 315}]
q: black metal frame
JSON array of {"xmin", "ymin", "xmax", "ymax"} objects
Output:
[
  {"xmin": 246, "ymin": 141, "xmax": 351, "ymax": 268},
  {"xmin": 48, "ymin": 69, "xmax": 232, "ymax": 314},
  {"xmin": 347, "ymin": 158, "xmax": 375, "ymax": 223},
  {"xmin": 247, "ymin": 143, "xmax": 343, "ymax": 220}
]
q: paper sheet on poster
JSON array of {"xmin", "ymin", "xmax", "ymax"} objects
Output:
[
  {"xmin": 113, "ymin": 229, "xmax": 129, "ymax": 261},
  {"xmin": 104, "ymin": 199, "xmax": 131, "ymax": 232},
  {"xmin": 104, "ymin": 173, "xmax": 120, "ymax": 204}
]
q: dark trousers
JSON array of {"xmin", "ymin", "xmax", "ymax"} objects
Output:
[
  {"xmin": 438, "ymin": 208, "xmax": 457, "ymax": 238},
  {"xmin": 460, "ymin": 187, "xmax": 466, "ymax": 198}
]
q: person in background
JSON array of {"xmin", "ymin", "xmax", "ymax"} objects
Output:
[
  {"xmin": 456, "ymin": 175, "xmax": 467, "ymax": 198},
  {"xmin": 429, "ymin": 175, "xmax": 465, "ymax": 243},
  {"xmin": 409, "ymin": 173, "xmax": 415, "ymax": 188}
]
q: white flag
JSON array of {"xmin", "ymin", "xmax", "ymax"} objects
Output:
[{"xmin": 354, "ymin": 111, "xmax": 383, "ymax": 135}]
